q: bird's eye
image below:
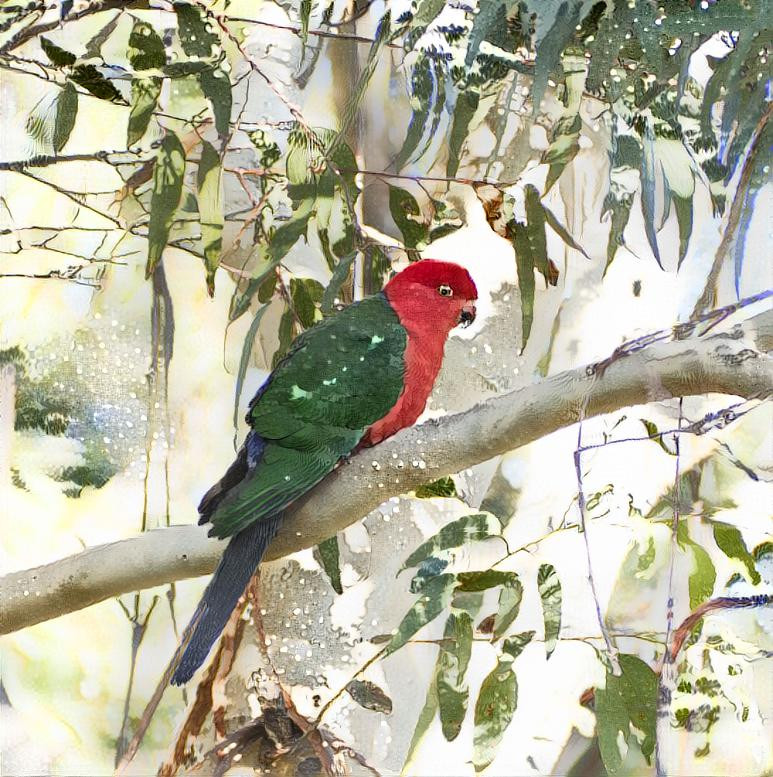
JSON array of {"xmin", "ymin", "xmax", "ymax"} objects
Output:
[{"xmin": 438, "ymin": 284, "xmax": 453, "ymax": 297}]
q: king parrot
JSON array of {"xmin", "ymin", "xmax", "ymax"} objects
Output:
[{"xmin": 171, "ymin": 259, "xmax": 477, "ymax": 684}]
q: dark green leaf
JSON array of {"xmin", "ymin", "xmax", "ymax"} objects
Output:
[
  {"xmin": 473, "ymin": 657, "xmax": 517, "ymax": 772},
  {"xmin": 688, "ymin": 540, "xmax": 716, "ymax": 609},
  {"xmin": 447, "ymin": 89, "xmax": 479, "ymax": 178},
  {"xmin": 602, "ymin": 192, "xmax": 633, "ymax": 274},
  {"xmin": 321, "ymin": 252, "xmax": 356, "ymax": 314},
  {"xmin": 383, "ymin": 573, "xmax": 455, "ymax": 656},
  {"xmin": 268, "ymin": 199, "xmax": 314, "ymax": 262},
  {"xmin": 299, "ymin": 0, "xmax": 311, "ymax": 45},
  {"xmin": 346, "ymin": 679, "xmax": 392, "ymax": 713},
  {"xmin": 272, "ymin": 307, "xmax": 296, "ymax": 368},
  {"xmin": 127, "ymin": 77, "xmax": 161, "ymax": 147},
  {"xmin": 128, "ymin": 20, "xmax": 165, "ymax": 71},
  {"xmin": 456, "ymin": 570, "xmax": 517, "ymax": 593},
  {"xmin": 492, "ymin": 576, "xmax": 523, "ymax": 641},
  {"xmin": 175, "ymin": 2, "xmax": 220, "ymax": 58},
  {"xmin": 199, "ymin": 67, "xmax": 232, "ymax": 138},
  {"xmin": 509, "ymin": 221, "xmax": 535, "ymax": 348},
  {"xmin": 53, "ymin": 82, "xmax": 77, "ymax": 153},
  {"xmin": 401, "ymin": 513, "xmax": 501, "ymax": 573},
  {"xmin": 146, "ymin": 131, "xmax": 186, "ymax": 276},
  {"xmin": 524, "ymin": 184, "xmax": 552, "ymax": 286},
  {"xmin": 410, "ymin": 557, "xmax": 450, "ymax": 594},
  {"xmin": 229, "ymin": 260, "xmax": 279, "ymax": 322},
  {"xmin": 232, "ymin": 303, "xmax": 271, "ymax": 430},
  {"xmin": 436, "ymin": 611, "xmax": 473, "ymax": 741},
  {"xmin": 673, "ymin": 194, "xmax": 693, "ymax": 269},
  {"xmin": 415, "ymin": 476, "xmax": 457, "ymax": 499},
  {"xmin": 617, "ymin": 654, "xmax": 657, "ymax": 763},
  {"xmin": 316, "ymin": 535, "xmax": 343, "ymax": 594},
  {"xmin": 501, "ymin": 630, "xmax": 534, "ymax": 660},
  {"xmin": 40, "ymin": 36, "xmax": 76, "ymax": 67},
  {"xmin": 70, "ymin": 64, "xmax": 125, "ymax": 103},
  {"xmin": 537, "ymin": 563, "xmax": 561, "ymax": 659},
  {"xmin": 713, "ymin": 523, "xmax": 760, "ymax": 585},
  {"xmin": 290, "ymin": 276, "xmax": 324, "ymax": 328},
  {"xmin": 596, "ymin": 671, "xmax": 631, "ymax": 773},
  {"xmin": 196, "ymin": 140, "xmax": 223, "ymax": 295},
  {"xmin": 388, "ymin": 185, "xmax": 429, "ymax": 249}
]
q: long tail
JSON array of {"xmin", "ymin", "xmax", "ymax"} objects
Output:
[{"xmin": 170, "ymin": 514, "xmax": 282, "ymax": 685}]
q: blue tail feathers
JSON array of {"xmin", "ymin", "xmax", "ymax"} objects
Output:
[{"xmin": 171, "ymin": 514, "xmax": 282, "ymax": 685}]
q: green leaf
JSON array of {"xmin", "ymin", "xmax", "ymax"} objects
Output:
[
  {"xmin": 40, "ymin": 36, "xmax": 76, "ymax": 67},
  {"xmin": 175, "ymin": 3, "xmax": 219, "ymax": 58},
  {"xmin": 345, "ymin": 679, "xmax": 392, "ymax": 713},
  {"xmin": 456, "ymin": 570, "xmax": 517, "ymax": 593},
  {"xmin": 401, "ymin": 513, "xmax": 501, "ymax": 573},
  {"xmin": 388, "ymin": 185, "xmax": 429, "ymax": 249},
  {"xmin": 128, "ymin": 20, "xmax": 165, "ymax": 71},
  {"xmin": 197, "ymin": 140, "xmax": 224, "ymax": 295},
  {"xmin": 321, "ymin": 252, "xmax": 356, "ymax": 314},
  {"xmin": 713, "ymin": 523, "xmax": 761, "ymax": 585},
  {"xmin": 537, "ymin": 563, "xmax": 561, "ymax": 659},
  {"xmin": 602, "ymin": 192, "xmax": 634, "ymax": 273},
  {"xmin": 492, "ymin": 576, "xmax": 524, "ymax": 641},
  {"xmin": 543, "ymin": 204, "xmax": 589, "ymax": 259},
  {"xmin": 524, "ymin": 184, "xmax": 553, "ymax": 286},
  {"xmin": 272, "ymin": 307, "xmax": 296, "ymax": 368},
  {"xmin": 316, "ymin": 535, "xmax": 343, "ymax": 595},
  {"xmin": 199, "ymin": 67, "xmax": 232, "ymax": 138},
  {"xmin": 595, "ymin": 672, "xmax": 631, "ymax": 774},
  {"xmin": 299, "ymin": 0, "xmax": 312, "ymax": 45},
  {"xmin": 640, "ymin": 418, "xmax": 677, "ymax": 456},
  {"xmin": 232, "ymin": 303, "xmax": 271, "ymax": 430},
  {"xmin": 473, "ymin": 657, "xmax": 517, "ymax": 772},
  {"xmin": 689, "ymin": 542, "xmax": 716, "ymax": 610},
  {"xmin": 640, "ymin": 131, "xmax": 663, "ymax": 269},
  {"xmin": 394, "ymin": 57, "xmax": 433, "ymax": 170},
  {"xmin": 268, "ymin": 199, "xmax": 315, "ymax": 262},
  {"xmin": 229, "ymin": 259, "xmax": 279, "ymax": 322},
  {"xmin": 146, "ymin": 131, "xmax": 186, "ymax": 277},
  {"xmin": 383, "ymin": 573, "xmax": 456, "ymax": 656},
  {"xmin": 415, "ymin": 476, "xmax": 457, "ymax": 499},
  {"xmin": 673, "ymin": 194, "xmax": 693, "ymax": 269},
  {"xmin": 501, "ymin": 630, "xmax": 534, "ymax": 660},
  {"xmin": 127, "ymin": 77, "xmax": 161, "ymax": 147},
  {"xmin": 53, "ymin": 82, "xmax": 77, "ymax": 153},
  {"xmin": 290, "ymin": 277, "xmax": 324, "ymax": 329},
  {"xmin": 447, "ymin": 89, "xmax": 479, "ymax": 178},
  {"xmin": 617, "ymin": 654, "xmax": 657, "ymax": 763},
  {"xmin": 71, "ymin": 64, "xmax": 125, "ymax": 103},
  {"xmin": 403, "ymin": 679, "xmax": 439, "ymax": 773},
  {"xmin": 436, "ymin": 611, "xmax": 473, "ymax": 741},
  {"xmin": 509, "ymin": 220, "xmax": 536, "ymax": 349}
]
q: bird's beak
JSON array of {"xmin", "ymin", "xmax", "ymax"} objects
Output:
[{"xmin": 459, "ymin": 303, "xmax": 476, "ymax": 328}]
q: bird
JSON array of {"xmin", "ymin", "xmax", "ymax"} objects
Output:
[{"xmin": 171, "ymin": 259, "xmax": 478, "ymax": 685}]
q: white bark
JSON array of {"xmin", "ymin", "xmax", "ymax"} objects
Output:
[{"xmin": 1, "ymin": 308, "xmax": 771, "ymax": 635}]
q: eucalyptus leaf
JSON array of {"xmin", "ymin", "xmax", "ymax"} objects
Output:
[
  {"xmin": 447, "ymin": 89, "xmax": 479, "ymax": 178},
  {"xmin": 456, "ymin": 570, "xmax": 518, "ymax": 593},
  {"xmin": 492, "ymin": 575, "xmax": 524, "ymax": 641},
  {"xmin": 473, "ymin": 657, "xmax": 517, "ymax": 772},
  {"xmin": 713, "ymin": 522, "xmax": 761, "ymax": 585},
  {"xmin": 316, "ymin": 535, "xmax": 343, "ymax": 594},
  {"xmin": 127, "ymin": 77, "xmax": 161, "ymax": 147},
  {"xmin": 146, "ymin": 131, "xmax": 186, "ymax": 277},
  {"xmin": 537, "ymin": 563, "xmax": 561, "ymax": 659},
  {"xmin": 197, "ymin": 140, "xmax": 224, "ymax": 295},
  {"xmin": 346, "ymin": 679, "xmax": 392, "ymax": 713},
  {"xmin": 383, "ymin": 573, "xmax": 456, "ymax": 656},
  {"xmin": 53, "ymin": 82, "xmax": 77, "ymax": 153},
  {"xmin": 232, "ymin": 303, "xmax": 271, "ymax": 430},
  {"xmin": 436, "ymin": 611, "xmax": 473, "ymax": 741},
  {"xmin": 388, "ymin": 185, "xmax": 428, "ymax": 249}
]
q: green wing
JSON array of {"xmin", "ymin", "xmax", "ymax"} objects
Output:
[{"xmin": 207, "ymin": 294, "xmax": 407, "ymax": 538}]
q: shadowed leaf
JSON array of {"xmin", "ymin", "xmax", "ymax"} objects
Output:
[
  {"xmin": 146, "ymin": 131, "xmax": 186, "ymax": 277},
  {"xmin": 473, "ymin": 656, "xmax": 517, "ymax": 771},
  {"xmin": 232, "ymin": 303, "xmax": 271, "ymax": 430},
  {"xmin": 415, "ymin": 476, "xmax": 457, "ymax": 499},
  {"xmin": 389, "ymin": 185, "xmax": 429, "ymax": 249},
  {"xmin": 713, "ymin": 522, "xmax": 760, "ymax": 585},
  {"xmin": 456, "ymin": 570, "xmax": 517, "ymax": 593},
  {"xmin": 53, "ymin": 82, "xmax": 77, "ymax": 153},
  {"xmin": 492, "ymin": 576, "xmax": 523, "ymax": 641},
  {"xmin": 316, "ymin": 535, "xmax": 343, "ymax": 595},
  {"xmin": 447, "ymin": 89, "xmax": 479, "ymax": 178}
]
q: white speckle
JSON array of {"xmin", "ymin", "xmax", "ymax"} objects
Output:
[
  {"xmin": 371, "ymin": 461, "xmax": 381, "ymax": 471},
  {"xmin": 371, "ymin": 335, "xmax": 384, "ymax": 344}
]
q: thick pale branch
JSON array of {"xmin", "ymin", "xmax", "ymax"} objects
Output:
[{"xmin": 1, "ymin": 309, "xmax": 771, "ymax": 634}]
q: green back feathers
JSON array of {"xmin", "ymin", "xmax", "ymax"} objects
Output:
[{"xmin": 207, "ymin": 294, "xmax": 407, "ymax": 538}]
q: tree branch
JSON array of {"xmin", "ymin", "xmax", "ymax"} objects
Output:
[{"xmin": 1, "ymin": 304, "xmax": 771, "ymax": 635}]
